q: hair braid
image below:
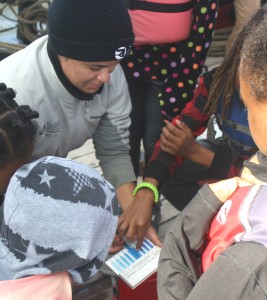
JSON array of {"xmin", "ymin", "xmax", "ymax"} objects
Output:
[
  {"xmin": 204, "ymin": 29, "xmax": 246, "ymax": 117},
  {"xmin": 205, "ymin": 5, "xmax": 266, "ymax": 116},
  {"xmin": 0, "ymin": 83, "xmax": 39, "ymax": 167}
]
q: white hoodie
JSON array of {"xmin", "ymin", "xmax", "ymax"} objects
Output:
[{"xmin": 0, "ymin": 156, "xmax": 119, "ymax": 282}]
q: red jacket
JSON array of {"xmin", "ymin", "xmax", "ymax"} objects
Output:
[{"xmin": 144, "ymin": 69, "xmax": 251, "ymax": 187}]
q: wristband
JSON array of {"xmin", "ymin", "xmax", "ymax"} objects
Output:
[{"xmin": 133, "ymin": 182, "xmax": 159, "ymax": 204}]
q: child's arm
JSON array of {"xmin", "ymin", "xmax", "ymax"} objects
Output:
[
  {"xmin": 157, "ymin": 177, "xmax": 251, "ymax": 299},
  {"xmin": 146, "ymin": 70, "xmax": 212, "ymax": 185},
  {"xmin": 160, "ymin": 120, "xmax": 214, "ymax": 167},
  {"xmin": 157, "ymin": 184, "xmax": 222, "ymax": 299},
  {"xmin": 186, "ymin": 242, "xmax": 267, "ymax": 300}
]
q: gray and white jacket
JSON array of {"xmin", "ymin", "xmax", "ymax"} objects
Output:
[
  {"xmin": 158, "ymin": 151, "xmax": 267, "ymax": 300},
  {"xmin": 0, "ymin": 36, "xmax": 136, "ymax": 189}
]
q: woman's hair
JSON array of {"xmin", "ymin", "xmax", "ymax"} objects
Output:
[
  {"xmin": 205, "ymin": 4, "xmax": 267, "ymax": 115},
  {"xmin": 239, "ymin": 4, "xmax": 267, "ymax": 101},
  {"xmin": 0, "ymin": 83, "xmax": 39, "ymax": 167}
]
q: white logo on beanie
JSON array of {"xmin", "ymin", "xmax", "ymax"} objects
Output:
[{"xmin": 115, "ymin": 47, "xmax": 127, "ymax": 60}]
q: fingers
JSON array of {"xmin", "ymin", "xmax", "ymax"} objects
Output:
[
  {"xmin": 160, "ymin": 120, "xmax": 194, "ymax": 156},
  {"xmin": 117, "ymin": 217, "xmax": 151, "ymax": 250},
  {"xmin": 160, "ymin": 133, "xmax": 176, "ymax": 154},
  {"xmin": 241, "ymin": 164, "xmax": 265, "ymax": 185},
  {"xmin": 209, "ymin": 177, "xmax": 254, "ymax": 203},
  {"xmin": 175, "ymin": 119, "xmax": 186, "ymax": 129},
  {"xmin": 235, "ymin": 176, "xmax": 257, "ymax": 186},
  {"xmin": 117, "ymin": 214, "xmax": 150, "ymax": 249},
  {"xmin": 209, "ymin": 178, "xmax": 238, "ymax": 203},
  {"xmin": 146, "ymin": 226, "xmax": 163, "ymax": 248},
  {"xmin": 136, "ymin": 225, "xmax": 147, "ymax": 249},
  {"xmin": 117, "ymin": 199, "xmax": 155, "ymax": 249},
  {"xmin": 241, "ymin": 172, "xmax": 265, "ymax": 185},
  {"xmin": 160, "ymin": 123, "xmax": 183, "ymax": 154},
  {"xmin": 164, "ymin": 121, "xmax": 184, "ymax": 140},
  {"xmin": 109, "ymin": 234, "xmax": 125, "ymax": 254},
  {"xmin": 117, "ymin": 218, "xmax": 162, "ymax": 250},
  {"xmin": 117, "ymin": 215, "xmax": 126, "ymax": 236}
]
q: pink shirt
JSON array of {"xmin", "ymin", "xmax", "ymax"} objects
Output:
[{"xmin": 0, "ymin": 272, "xmax": 72, "ymax": 300}]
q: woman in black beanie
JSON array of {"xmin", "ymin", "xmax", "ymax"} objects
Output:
[{"xmin": 0, "ymin": 0, "xmax": 162, "ymax": 255}]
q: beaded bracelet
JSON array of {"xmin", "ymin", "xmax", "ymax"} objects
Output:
[{"xmin": 133, "ymin": 182, "xmax": 159, "ymax": 204}]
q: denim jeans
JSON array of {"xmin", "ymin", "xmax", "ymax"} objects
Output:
[{"xmin": 127, "ymin": 78, "xmax": 164, "ymax": 177}]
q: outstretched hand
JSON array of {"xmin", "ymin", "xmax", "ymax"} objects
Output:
[
  {"xmin": 160, "ymin": 120, "xmax": 196, "ymax": 157},
  {"xmin": 117, "ymin": 194, "xmax": 162, "ymax": 249}
]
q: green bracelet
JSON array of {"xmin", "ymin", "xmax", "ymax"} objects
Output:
[{"xmin": 133, "ymin": 182, "xmax": 159, "ymax": 204}]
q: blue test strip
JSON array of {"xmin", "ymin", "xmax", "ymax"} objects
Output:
[
  {"xmin": 125, "ymin": 252, "xmax": 135, "ymax": 263},
  {"xmin": 142, "ymin": 243, "xmax": 150, "ymax": 252},
  {"xmin": 116, "ymin": 258, "xmax": 127, "ymax": 270},
  {"xmin": 107, "ymin": 239, "xmax": 157, "ymax": 278},
  {"xmin": 125, "ymin": 243, "xmax": 142, "ymax": 259},
  {"xmin": 111, "ymin": 261, "xmax": 123, "ymax": 273},
  {"xmin": 144, "ymin": 239, "xmax": 154, "ymax": 249},
  {"xmin": 139, "ymin": 247, "xmax": 146, "ymax": 255},
  {"xmin": 126, "ymin": 250, "xmax": 137, "ymax": 262},
  {"xmin": 120, "ymin": 255, "xmax": 131, "ymax": 267}
]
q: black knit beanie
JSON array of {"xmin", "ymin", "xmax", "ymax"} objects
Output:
[{"xmin": 48, "ymin": 0, "xmax": 134, "ymax": 62}]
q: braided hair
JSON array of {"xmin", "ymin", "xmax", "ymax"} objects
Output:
[
  {"xmin": 204, "ymin": 28, "xmax": 247, "ymax": 117},
  {"xmin": 202, "ymin": 3, "xmax": 267, "ymax": 118},
  {"xmin": 0, "ymin": 83, "xmax": 39, "ymax": 167},
  {"xmin": 205, "ymin": 5, "xmax": 267, "ymax": 117}
]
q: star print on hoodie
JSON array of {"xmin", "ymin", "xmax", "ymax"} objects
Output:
[{"xmin": 0, "ymin": 156, "xmax": 119, "ymax": 283}]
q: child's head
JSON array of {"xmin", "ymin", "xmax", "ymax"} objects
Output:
[
  {"xmin": 239, "ymin": 5, "xmax": 267, "ymax": 155},
  {"xmin": 0, "ymin": 83, "xmax": 39, "ymax": 196},
  {"xmin": 0, "ymin": 156, "xmax": 119, "ymax": 282}
]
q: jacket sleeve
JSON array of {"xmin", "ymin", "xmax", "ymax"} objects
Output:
[
  {"xmin": 144, "ymin": 71, "xmax": 212, "ymax": 186},
  {"xmin": 180, "ymin": 70, "xmax": 213, "ymax": 135},
  {"xmin": 186, "ymin": 242, "xmax": 267, "ymax": 300},
  {"xmin": 157, "ymin": 184, "xmax": 222, "ymax": 300},
  {"xmin": 207, "ymin": 144, "xmax": 246, "ymax": 179},
  {"xmin": 158, "ymin": 184, "xmax": 267, "ymax": 299},
  {"xmin": 93, "ymin": 65, "xmax": 136, "ymax": 188}
]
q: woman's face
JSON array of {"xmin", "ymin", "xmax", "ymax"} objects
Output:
[
  {"xmin": 58, "ymin": 56, "xmax": 118, "ymax": 94},
  {"xmin": 240, "ymin": 76, "xmax": 267, "ymax": 156}
]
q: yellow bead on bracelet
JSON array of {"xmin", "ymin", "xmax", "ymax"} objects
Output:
[{"xmin": 133, "ymin": 182, "xmax": 159, "ymax": 204}]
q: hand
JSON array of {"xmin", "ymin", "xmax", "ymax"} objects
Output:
[
  {"xmin": 160, "ymin": 120, "xmax": 196, "ymax": 157},
  {"xmin": 145, "ymin": 225, "xmax": 162, "ymax": 248},
  {"xmin": 240, "ymin": 153, "xmax": 266, "ymax": 185},
  {"xmin": 109, "ymin": 234, "xmax": 125, "ymax": 254},
  {"xmin": 209, "ymin": 177, "xmax": 253, "ymax": 203},
  {"xmin": 117, "ymin": 193, "xmax": 161, "ymax": 249}
]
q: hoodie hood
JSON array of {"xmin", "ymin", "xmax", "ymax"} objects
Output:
[{"xmin": 0, "ymin": 156, "xmax": 119, "ymax": 283}]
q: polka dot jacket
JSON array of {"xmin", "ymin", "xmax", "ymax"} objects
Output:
[{"xmin": 121, "ymin": 0, "xmax": 218, "ymax": 121}]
